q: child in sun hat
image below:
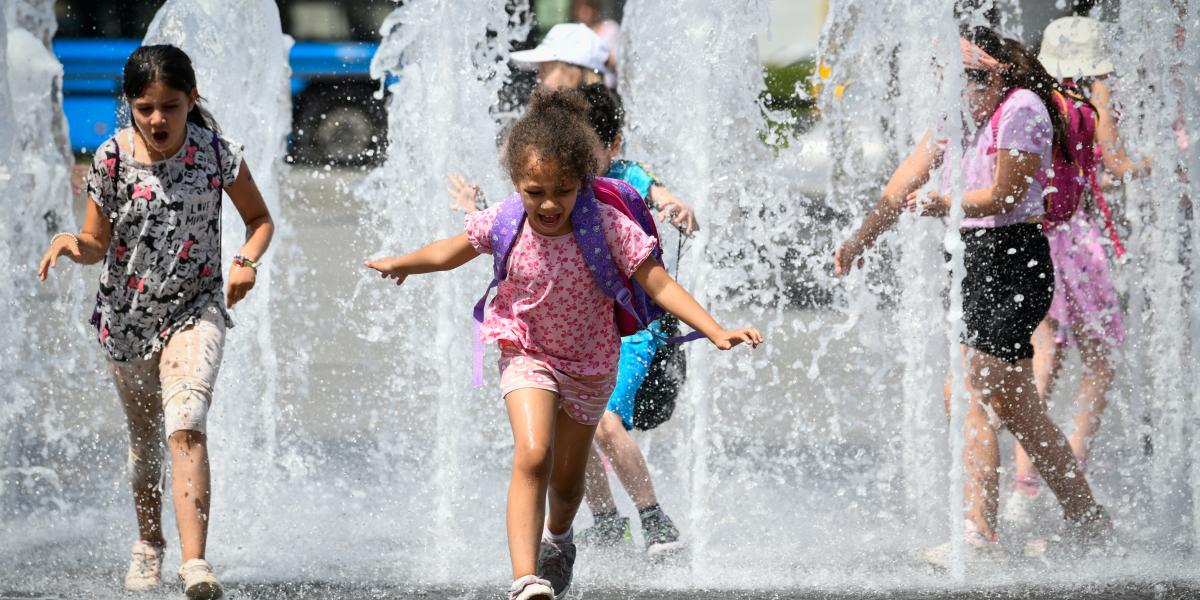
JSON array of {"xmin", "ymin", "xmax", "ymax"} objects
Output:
[{"xmin": 511, "ymin": 22, "xmax": 614, "ymax": 90}]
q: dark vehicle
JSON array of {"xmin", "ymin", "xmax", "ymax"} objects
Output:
[{"xmin": 53, "ymin": 0, "xmax": 393, "ymax": 164}]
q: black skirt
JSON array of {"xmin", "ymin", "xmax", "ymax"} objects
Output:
[{"xmin": 957, "ymin": 222, "xmax": 1054, "ymax": 363}]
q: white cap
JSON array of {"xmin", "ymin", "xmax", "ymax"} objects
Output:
[
  {"xmin": 1039, "ymin": 16, "xmax": 1114, "ymax": 79},
  {"xmin": 511, "ymin": 23, "xmax": 611, "ymax": 75}
]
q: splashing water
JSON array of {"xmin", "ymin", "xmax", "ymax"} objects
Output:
[
  {"xmin": 2, "ymin": 0, "xmax": 1200, "ymax": 595},
  {"xmin": 0, "ymin": 0, "xmax": 90, "ymax": 523},
  {"xmin": 351, "ymin": 0, "xmax": 531, "ymax": 579}
]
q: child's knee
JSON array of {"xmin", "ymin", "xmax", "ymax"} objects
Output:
[
  {"xmin": 594, "ymin": 412, "xmax": 625, "ymax": 446},
  {"xmin": 161, "ymin": 376, "xmax": 212, "ymax": 438},
  {"xmin": 513, "ymin": 442, "xmax": 553, "ymax": 481}
]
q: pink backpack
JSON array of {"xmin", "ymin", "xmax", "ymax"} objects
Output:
[{"xmin": 989, "ymin": 87, "xmax": 1097, "ymax": 226}]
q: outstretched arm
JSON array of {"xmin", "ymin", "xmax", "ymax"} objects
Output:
[
  {"xmin": 37, "ymin": 199, "xmax": 112, "ymax": 280},
  {"xmin": 1092, "ymin": 80, "xmax": 1150, "ymax": 182},
  {"xmin": 632, "ymin": 259, "xmax": 762, "ymax": 350},
  {"xmin": 834, "ymin": 130, "xmax": 939, "ymax": 276},
  {"xmin": 364, "ymin": 232, "xmax": 480, "ymax": 285}
]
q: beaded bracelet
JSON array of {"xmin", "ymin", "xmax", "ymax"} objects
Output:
[
  {"xmin": 51, "ymin": 232, "xmax": 79, "ymax": 247},
  {"xmin": 233, "ymin": 255, "xmax": 259, "ymax": 272}
]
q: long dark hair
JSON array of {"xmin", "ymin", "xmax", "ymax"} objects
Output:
[
  {"xmin": 122, "ymin": 45, "xmax": 220, "ymax": 134},
  {"xmin": 964, "ymin": 27, "xmax": 1082, "ymax": 163}
]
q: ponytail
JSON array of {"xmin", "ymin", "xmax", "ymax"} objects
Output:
[{"xmin": 123, "ymin": 45, "xmax": 221, "ymax": 134}]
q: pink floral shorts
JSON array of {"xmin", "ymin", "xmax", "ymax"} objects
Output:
[{"xmin": 499, "ymin": 348, "xmax": 615, "ymax": 426}]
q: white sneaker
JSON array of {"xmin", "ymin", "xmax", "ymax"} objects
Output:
[
  {"xmin": 508, "ymin": 574, "xmax": 554, "ymax": 600},
  {"xmin": 123, "ymin": 540, "xmax": 164, "ymax": 591},
  {"xmin": 178, "ymin": 558, "xmax": 223, "ymax": 599},
  {"xmin": 922, "ymin": 521, "xmax": 1005, "ymax": 568}
]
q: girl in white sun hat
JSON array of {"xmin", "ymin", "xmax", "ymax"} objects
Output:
[
  {"xmin": 511, "ymin": 23, "xmax": 614, "ymax": 90},
  {"xmin": 1003, "ymin": 15, "xmax": 1151, "ymax": 531}
]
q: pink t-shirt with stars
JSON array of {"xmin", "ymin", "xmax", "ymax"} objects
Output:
[{"xmin": 465, "ymin": 202, "xmax": 657, "ymax": 376}]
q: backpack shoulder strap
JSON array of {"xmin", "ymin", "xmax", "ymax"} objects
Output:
[
  {"xmin": 489, "ymin": 193, "xmax": 526, "ymax": 280},
  {"xmin": 471, "ymin": 193, "xmax": 526, "ymax": 387},
  {"xmin": 111, "ymin": 133, "xmax": 122, "ymax": 186},
  {"xmin": 211, "ymin": 131, "xmax": 224, "ymax": 188},
  {"xmin": 986, "ymin": 88, "xmax": 1021, "ymax": 154}
]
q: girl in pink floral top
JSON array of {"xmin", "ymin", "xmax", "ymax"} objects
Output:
[{"xmin": 366, "ymin": 89, "xmax": 761, "ymax": 600}]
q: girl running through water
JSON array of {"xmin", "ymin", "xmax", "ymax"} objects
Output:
[
  {"xmin": 37, "ymin": 45, "xmax": 273, "ymax": 599},
  {"xmin": 1003, "ymin": 16, "xmax": 1150, "ymax": 528},
  {"xmin": 833, "ymin": 28, "xmax": 1109, "ymax": 561},
  {"xmin": 365, "ymin": 88, "xmax": 761, "ymax": 600}
]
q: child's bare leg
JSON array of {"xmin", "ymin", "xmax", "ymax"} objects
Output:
[
  {"xmin": 546, "ymin": 411, "xmax": 600, "ymax": 535},
  {"xmin": 505, "ymin": 388, "xmax": 559, "ymax": 578},
  {"xmin": 1069, "ymin": 330, "xmax": 1114, "ymax": 462},
  {"xmin": 584, "ymin": 446, "xmax": 618, "ymax": 515},
  {"xmin": 986, "ymin": 353, "xmax": 1097, "ymax": 522},
  {"xmin": 593, "ymin": 410, "xmax": 658, "ymax": 510},
  {"xmin": 158, "ymin": 316, "xmax": 224, "ymax": 562},
  {"xmin": 1014, "ymin": 319, "xmax": 1063, "ymax": 481},
  {"xmin": 168, "ymin": 431, "xmax": 210, "ymax": 561},
  {"xmin": 959, "ymin": 348, "xmax": 1003, "ymax": 538},
  {"xmin": 111, "ymin": 361, "xmax": 167, "ymax": 547}
]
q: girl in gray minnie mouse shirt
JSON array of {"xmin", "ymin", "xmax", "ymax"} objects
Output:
[{"xmin": 38, "ymin": 44, "xmax": 273, "ymax": 600}]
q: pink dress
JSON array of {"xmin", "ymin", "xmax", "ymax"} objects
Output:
[
  {"xmin": 465, "ymin": 202, "xmax": 657, "ymax": 377},
  {"xmin": 1045, "ymin": 200, "xmax": 1125, "ymax": 349}
]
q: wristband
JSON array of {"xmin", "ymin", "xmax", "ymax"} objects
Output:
[{"xmin": 233, "ymin": 255, "xmax": 259, "ymax": 272}]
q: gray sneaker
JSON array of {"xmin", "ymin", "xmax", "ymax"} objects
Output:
[
  {"xmin": 536, "ymin": 538, "xmax": 576, "ymax": 599},
  {"xmin": 577, "ymin": 514, "xmax": 632, "ymax": 548},
  {"xmin": 1062, "ymin": 504, "xmax": 1114, "ymax": 551},
  {"xmin": 640, "ymin": 508, "xmax": 685, "ymax": 559}
]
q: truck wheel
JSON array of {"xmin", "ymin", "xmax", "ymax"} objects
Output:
[{"xmin": 297, "ymin": 92, "xmax": 385, "ymax": 165}]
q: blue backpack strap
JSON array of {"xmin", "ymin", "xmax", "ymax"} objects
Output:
[{"xmin": 471, "ymin": 193, "xmax": 526, "ymax": 387}]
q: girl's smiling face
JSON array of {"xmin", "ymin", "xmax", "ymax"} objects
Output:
[
  {"xmin": 515, "ymin": 152, "xmax": 581, "ymax": 237},
  {"xmin": 130, "ymin": 80, "xmax": 197, "ymax": 157}
]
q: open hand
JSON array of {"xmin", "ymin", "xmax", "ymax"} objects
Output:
[
  {"xmin": 651, "ymin": 186, "xmax": 699, "ymax": 236},
  {"xmin": 37, "ymin": 235, "xmax": 81, "ymax": 281},
  {"xmin": 656, "ymin": 196, "xmax": 699, "ymax": 236},
  {"xmin": 225, "ymin": 262, "xmax": 256, "ymax": 308},
  {"xmin": 364, "ymin": 257, "xmax": 408, "ymax": 286},
  {"xmin": 710, "ymin": 327, "xmax": 763, "ymax": 350},
  {"xmin": 447, "ymin": 175, "xmax": 480, "ymax": 213},
  {"xmin": 833, "ymin": 239, "xmax": 865, "ymax": 277},
  {"xmin": 905, "ymin": 190, "xmax": 948, "ymax": 217}
]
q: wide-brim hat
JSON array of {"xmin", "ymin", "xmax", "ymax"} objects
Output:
[
  {"xmin": 1039, "ymin": 16, "xmax": 1114, "ymax": 79},
  {"xmin": 511, "ymin": 23, "xmax": 611, "ymax": 76}
]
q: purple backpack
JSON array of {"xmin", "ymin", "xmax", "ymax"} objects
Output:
[{"xmin": 471, "ymin": 176, "xmax": 702, "ymax": 386}]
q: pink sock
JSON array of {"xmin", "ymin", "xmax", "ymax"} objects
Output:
[
  {"xmin": 1075, "ymin": 454, "xmax": 1088, "ymax": 476},
  {"xmin": 1014, "ymin": 473, "xmax": 1042, "ymax": 496}
]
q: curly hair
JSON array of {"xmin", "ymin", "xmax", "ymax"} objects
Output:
[
  {"xmin": 578, "ymin": 83, "xmax": 624, "ymax": 147},
  {"xmin": 502, "ymin": 88, "xmax": 600, "ymax": 182}
]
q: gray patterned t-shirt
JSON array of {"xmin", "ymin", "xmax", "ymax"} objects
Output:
[{"xmin": 84, "ymin": 123, "xmax": 243, "ymax": 362}]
